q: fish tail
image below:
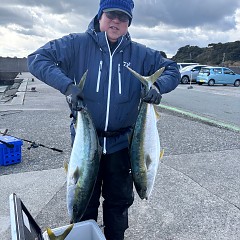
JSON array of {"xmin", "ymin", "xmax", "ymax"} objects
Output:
[
  {"xmin": 126, "ymin": 66, "xmax": 149, "ymax": 87},
  {"xmin": 46, "ymin": 224, "xmax": 74, "ymax": 240},
  {"xmin": 150, "ymin": 67, "xmax": 165, "ymax": 85},
  {"xmin": 46, "ymin": 228, "xmax": 56, "ymax": 240},
  {"xmin": 75, "ymin": 70, "xmax": 88, "ymax": 111},
  {"xmin": 78, "ymin": 70, "xmax": 88, "ymax": 91},
  {"xmin": 126, "ymin": 66, "xmax": 165, "ymax": 88}
]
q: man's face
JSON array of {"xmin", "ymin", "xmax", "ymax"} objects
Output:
[{"xmin": 99, "ymin": 11, "xmax": 130, "ymax": 43}]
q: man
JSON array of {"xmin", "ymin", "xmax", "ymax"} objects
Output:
[{"xmin": 28, "ymin": 0, "xmax": 180, "ymax": 239}]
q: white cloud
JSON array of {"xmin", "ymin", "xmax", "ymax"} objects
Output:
[{"xmin": 0, "ymin": 1, "xmax": 240, "ymax": 58}]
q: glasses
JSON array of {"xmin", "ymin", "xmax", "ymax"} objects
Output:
[{"xmin": 105, "ymin": 11, "xmax": 130, "ymax": 23}]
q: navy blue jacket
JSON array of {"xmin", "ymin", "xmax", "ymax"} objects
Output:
[{"xmin": 28, "ymin": 17, "xmax": 180, "ymax": 154}]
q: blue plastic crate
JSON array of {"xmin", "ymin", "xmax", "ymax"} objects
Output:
[{"xmin": 0, "ymin": 136, "xmax": 23, "ymax": 166}]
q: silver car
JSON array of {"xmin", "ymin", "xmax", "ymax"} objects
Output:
[
  {"xmin": 180, "ymin": 65, "xmax": 207, "ymax": 84},
  {"xmin": 177, "ymin": 62, "xmax": 199, "ymax": 71}
]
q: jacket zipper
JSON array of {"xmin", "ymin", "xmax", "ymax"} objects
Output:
[
  {"xmin": 96, "ymin": 60, "xmax": 102, "ymax": 92},
  {"xmin": 118, "ymin": 64, "xmax": 122, "ymax": 94},
  {"xmin": 103, "ymin": 33, "xmax": 123, "ymax": 154},
  {"xmin": 103, "ymin": 55, "xmax": 113, "ymax": 154}
]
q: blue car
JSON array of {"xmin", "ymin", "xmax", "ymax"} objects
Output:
[{"xmin": 196, "ymin": 67, "xmax": 240, "ymax": 87}]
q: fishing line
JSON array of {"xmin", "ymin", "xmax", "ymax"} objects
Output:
[{"xmin": 0, "ymin": 129, "xmax": 63, "ymax": 153}]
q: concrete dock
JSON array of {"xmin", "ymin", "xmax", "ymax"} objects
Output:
[{"xmin": 0, "ymin": 73, "xmax": 240, "ymax": 239}]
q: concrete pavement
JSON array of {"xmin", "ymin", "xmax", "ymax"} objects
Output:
[{"xmin": 0, "ymin": 73, "xmax": 240, "ymax": 239}]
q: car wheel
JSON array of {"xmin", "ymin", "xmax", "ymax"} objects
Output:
[
  {"xmin": 181, "ymin": 76, "xmax": 189, "ymax": 84},
  {"xmin": 208, "ymin": 79, "xmax": 215, "ymax": 86},
  {"xmin": 234, "ymin": 80, "xmax": 240, "ymax": 87}
]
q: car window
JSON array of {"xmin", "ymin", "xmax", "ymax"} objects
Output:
[
  {"xmin": 181, "ymin": 64, "xmax": 189, "ymax": 68},
  {"xmin": 193, "ymin": 66, "xmax": 202, "ymax": 71},
  {"xmin": 223, "ymin": 68, "xmax": 234, "ymax": 75},
  {"xmin": 213, "ymin": 68, "xmax": 222, "ymax": 74},
  {"xmin": 199, "ymin": 68, "xmax": 210, "ymax": 73}
]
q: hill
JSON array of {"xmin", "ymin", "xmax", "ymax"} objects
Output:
[{"xmin": 171, "ymin": 41, "xmax": 240, "ymax": 67}]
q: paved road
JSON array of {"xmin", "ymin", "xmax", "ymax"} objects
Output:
[
  {"xmin": 162, "ymin": 84, "xmax": 240, "ymax": 127},
  {"xmin": 0, "ymin": 74, "xmax": 240, "ymax": 240}
]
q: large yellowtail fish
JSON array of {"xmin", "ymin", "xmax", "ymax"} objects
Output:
[
  {"xmin": 65, "ymin": 71, "xmax": 101, "ymax": 223},
  {"xmin": 127, "ymin": 66, "xmax": 165, "ymax": 200}
]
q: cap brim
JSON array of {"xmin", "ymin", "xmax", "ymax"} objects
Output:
[{"xmin": 103, "ymin": 8, "xmax": 132, "ymax": 18}]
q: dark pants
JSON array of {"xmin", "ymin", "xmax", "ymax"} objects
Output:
[{"xmin": 81, "ymin": 148, "xmax": 134, "ymax": 240}]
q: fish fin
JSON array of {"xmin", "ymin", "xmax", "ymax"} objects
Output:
[
  {"xmin": 46, "ymin": 224, "xmax": 74, "ymax": 240},
  {"xmin": 146, "ymin": 154, "xmax": 152, "ymax": 169},
  {"xmin": 73, "ymin": 167, "xmax": 81, "ymax": 185},
  {"xmin": 74, "ymin": 120, "xmax": 77, "ymax": 129},
  {"xmin": 98, "ymin": 145, "xmax": 103, "ymax": 159},
  {"xmin": 46, "ymin": 228, "xmax": 56, "ymax": 240},
  {"xmin": 160, "ymin": 149, "xmax": 165, "ymax": 159},
  {"xmin": 63, "ymin": 161, "xmax": 68, "ymax": 173},
  {"xmin": 154, "ymin": 105, "xmax": 161, "ymax": 120},
  {"xmin": 127, "ymin": 130, "xmax": 134, "ymax": 146}
]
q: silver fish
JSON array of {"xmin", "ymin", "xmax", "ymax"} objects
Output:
[
  {"xmin": 65, "ymin": 71, "xmax": 101, "ymax": 223},
  {"xmin": 127, "ymin": 66, "xmax": 165, "ymax": 200}
]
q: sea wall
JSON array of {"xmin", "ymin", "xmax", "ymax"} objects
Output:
[{"xmin": 0, "ymin": 57, "xmax": 28, "ymax": 72}]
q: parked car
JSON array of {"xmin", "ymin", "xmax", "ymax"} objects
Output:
[
  {"xmin": 180, "ymin": 65, "xmax": 207, "ymax": 84},
  {"xmin": 177, "ymin": 62, "xmax": 199, "ymax": 71},
  {"xmin": 196, "ymin": 67, "xmax": 240, "ymax": 87}
]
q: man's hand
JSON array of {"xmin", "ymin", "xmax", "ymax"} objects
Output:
[
  {"xmin": 142, "ymin": 84, "xmax": 162, "ymax": 105},
  {"xmin": 65, "ymin": 84, "xmax": 83, "ymax": 110}
]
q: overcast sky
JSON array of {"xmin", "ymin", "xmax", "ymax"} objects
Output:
[{"xmin": 1, "ymin": 0, "xmax": 240, "ymax": 58}]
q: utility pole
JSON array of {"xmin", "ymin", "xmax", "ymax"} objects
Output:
[
  {"xmin": 222, "ymin": 53, "xmax": 225, "ymax": 67},
  {"xmin": 188, "ymin": 72, "xmax": 193, "ymax": 89}
]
